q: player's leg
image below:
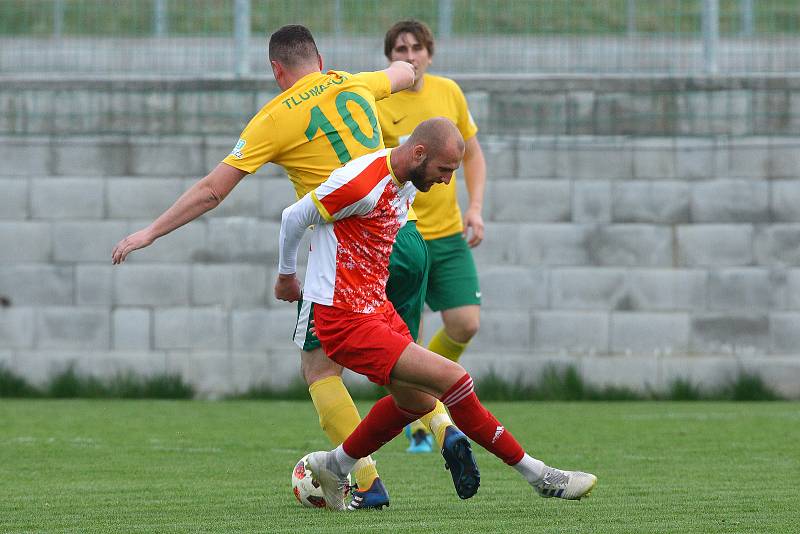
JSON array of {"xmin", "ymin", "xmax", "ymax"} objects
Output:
[
  {"xmin": 389, "ymin": 344, "xmax": 597, "ymax": 500},
  {"xmin": 311, "ymin": 384, "xmax": 480, "ymax": 505},
  {"xmin": 308, "ymin": 391, "xmax": 429, "ymax": 510},
  {"xmin": 425, "ymin": 234, "xmax": 481, "ymax": 363},
  {"xmin": 311, "ymin": 303, "xmax": 594, "ymax": 506},
  {"xmin": 438, "ymin": 304, "xmax": 480, "ymax": 349},
  {"xmin": 387, "ymin": 221, "xmax": 455, "ymax": 453},
  {"xmin": 294, "ymin": 299, "xmax": 387, "ymax": 508}
]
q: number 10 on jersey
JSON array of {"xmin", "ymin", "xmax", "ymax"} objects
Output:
[{"xmin": 304, "ymin": 91, "xmax": 381, "ymax": 164}]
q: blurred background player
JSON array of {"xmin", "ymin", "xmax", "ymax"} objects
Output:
[
  {"xmin": 111, "ymin": 24, "xmax": 463, "ymax": 510},
  {"xmin": 378, "ymin": 19, "xmax": 487, "ymax": 453},
  {"xmin": 275, "ymin": 118, "xmax": 596, "ymax": 510}
]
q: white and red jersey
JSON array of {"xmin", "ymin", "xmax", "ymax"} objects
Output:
[{"xmin": 278, "ymin": 149, "xmax": 416, "ymax": 313}]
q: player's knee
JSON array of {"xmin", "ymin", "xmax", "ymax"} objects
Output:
[
  {"xmin": 300, "ymin": 349, "xmax": 341, "ymax": 385},
  {"xmin": 437, "ymin": 359, "xmax": 469, "ymax": 394},
  {"xmin": 461, "ymin": 315, "xmax": 480, "ymax": 340},
  {"xmin": 446, "ymin": 315, "xmax": 480, "ymax": 343}
]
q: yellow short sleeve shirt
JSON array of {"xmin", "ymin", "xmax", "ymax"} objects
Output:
[
  {"xmin": 377, "ymin": 74, "xmax": 478, "ymax": 239},
  {"xmin": 223, "ymin": 70, "xmax": 391, "ymax": 199}
]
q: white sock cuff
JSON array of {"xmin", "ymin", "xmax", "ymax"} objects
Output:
[
  {"xmin": 512, "ymin": 453, "xmax": 546, "ymax": 484},
  {"xmin": 333, "ymin": 445, "xmax": 358, "ymax": 475}
]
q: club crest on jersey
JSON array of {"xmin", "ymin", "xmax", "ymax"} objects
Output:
[{"xmin": 230, "ymin": 138, "xmax": 246, "ymax": 159}]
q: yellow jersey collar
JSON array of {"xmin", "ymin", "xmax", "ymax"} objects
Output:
[
  {"xmin": 291, "ymin": 70, "xmax": 324, "ymax": 89},
  {"xmin": 385, "ymin": 148, "xmax": 403, "ymax": 186}
]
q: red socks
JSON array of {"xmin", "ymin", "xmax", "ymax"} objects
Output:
[
  {"xmin": 341, "ymin": 395, "xmax": 423, "ymax": 459},
  {"xmin": 441, "ymin": 374, "xmax": 525, "ymax": 465},
  {"xmin": 341, "ymin": 374, "xmax": 525, "ymax": 467}
]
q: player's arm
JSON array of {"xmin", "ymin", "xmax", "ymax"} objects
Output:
[
  {"xmin": 111, "ymin": 162, "xmax": 247, "ymax": 264},
  {"xmin": 275, "ymin": 167, "xmax": 377, "ymax": 301},
  {"xmin": 462, "ymin": 135, "xmax": 487, "ymax": 248},
  {"xmin": 275, "ymin": 194, "xmax": 325, "ymax": 302},
  {"xmin": 382, "ymin": 61, "xmax": 416, "ymax": 93}
]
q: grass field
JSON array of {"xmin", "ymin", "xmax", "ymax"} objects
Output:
[{"xmin": 2, "ymin": 400, "xmax": 798, "ymax": 533}]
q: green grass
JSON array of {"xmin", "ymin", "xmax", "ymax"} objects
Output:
[
  {"xmin": 0, "ymin": 364, "xmax": 194, "ymax": 399},
  {"xmin": 1, "ymin": 0, "xmax": 799, "ymax": 36},
  {"xmin": 1, "ymin": 400, "xmax": 798, "ymax": 533}
]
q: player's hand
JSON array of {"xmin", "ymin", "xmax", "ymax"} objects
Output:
[
  {"xmin": 111, "ymin": 228, "xmax": 156, "ymax": 264},
  {"xmin": 462, "ymin": 207, "xmax": 485, "ymax": 248},
  {"xmin": 274, "ymin": 273, "xmax": 302, "ymax": 302}
]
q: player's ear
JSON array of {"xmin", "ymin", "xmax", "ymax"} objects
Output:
[
  {"xmin": 270, "ymin": 60, "xmax": 283, "ymax": 77},
  {"xmin": 413, "ymin": 144, "xmax": 426, "ymax": 163},
  {"xmin": 317, "ymin": 54, "xmax": 323, "ymax": 71}
]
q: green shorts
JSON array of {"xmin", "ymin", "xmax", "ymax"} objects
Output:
[
  {"xmin": 292, "ymin": 221, "xmax": 430, "ymax": 351},
  {"xmin": 386, "ymin": 221, "xmax": 430, "ymax": 341},
  {"xmin": 425, "ymin": 232, "xmax": 481, "ymax": 312}
]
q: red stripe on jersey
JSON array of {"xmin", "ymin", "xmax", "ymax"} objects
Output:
[{"xmin": 319, "ymin": 156, "xmax": 388, "ymax": 217}]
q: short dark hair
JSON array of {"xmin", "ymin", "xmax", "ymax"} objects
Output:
[
  {"xmin": 384, "ymin": 19, "xmax": 435, "ymax": 60},
  {"xmin": 268, "ymin": 25, "xmax": 320, "ymax": 68}
]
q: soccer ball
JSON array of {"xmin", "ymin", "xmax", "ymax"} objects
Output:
[{"xmin": 291, "ymin": 454, "xmax": 351, "ymax": 509}]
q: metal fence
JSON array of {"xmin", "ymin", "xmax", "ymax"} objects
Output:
[{"xmin": 1, "ymin": 0, "xmax": 799, "ymax": 76}]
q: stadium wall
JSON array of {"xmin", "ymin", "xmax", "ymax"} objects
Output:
[{"xmin": 2, "ymin": 75, "xmax": 800, "ymax": 397}]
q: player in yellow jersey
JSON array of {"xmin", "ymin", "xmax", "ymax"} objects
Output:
[
  {"xmin": 377, "ymin": 20, "xmax": 488, "ymax": 453},
  {"xmin": 110, "ymin": 25, "xmax": 465, "ymax": 510}
]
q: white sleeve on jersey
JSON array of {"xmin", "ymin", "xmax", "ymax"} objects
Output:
[{"xmin": 278, "ymin": 194, "xmax": 324, "ymax": 275}]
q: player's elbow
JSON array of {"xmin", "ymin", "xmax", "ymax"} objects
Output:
[
  {"xmin": 201, "ymin": 182, "xmax": 223, "ymax": 209},
  {"xmin": 281, "ymin": 204, "xmax": 298, "ymax": 228}
]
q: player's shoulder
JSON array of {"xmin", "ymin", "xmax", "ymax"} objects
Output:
[
  {"xmin": 330, "ymin": 69, "xmax": 377, "ymax": 85},
  {"xmin": 339, "ymin": 148, "xmax": 390, "ymax": 177},
  {"xmin": 320, "ymin": 149, "xmax": 391, "ymax": 200},
  {"xmin": 426, "ymin": 74, "xmax": 463, "ymax": 93},
  {"xmin": 346, "ymin": 69, "xmax": 391, "ymax": 88}
]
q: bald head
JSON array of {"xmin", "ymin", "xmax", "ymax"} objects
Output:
[
  {"xmin": 393, "ymin": 117, "xmax": 465, "ymax": 192},
  {"xmin": 406, "ymin": 117, "xmax": 465, "ymax": 160}
]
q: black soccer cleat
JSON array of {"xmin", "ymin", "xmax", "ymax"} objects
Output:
[{"xmin": 441, "ymin": 427, "xmax": 480, "ymax": 499}]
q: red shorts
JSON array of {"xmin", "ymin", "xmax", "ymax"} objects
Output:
[{"xmin": 313, "ymin": 302, "xmax": 413, "ymax": 386}]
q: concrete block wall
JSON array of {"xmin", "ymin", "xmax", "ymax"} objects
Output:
[
  {"xmin": 2, "ymin": 131, "xmax": 800, "ymax": 397},
  {"xmin": 5, "ymin": 76, "xmax": 800, "ymax": 138}
]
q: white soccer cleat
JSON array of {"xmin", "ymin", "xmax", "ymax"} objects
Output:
[
  {"xmin": 306, "ymin": 451, "xmax": 350, "ymax": 511},
  {"xmin": 532, "ymin": 467, "xmax": 597, "ymax": 500}
]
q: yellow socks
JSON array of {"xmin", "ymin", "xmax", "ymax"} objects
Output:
[
  {"xmin": 428, "ymin": 327, "xmax": 468, "ymax": 363},
  {"xmin": 420, "ymin": 400, "xmax": 453, "ymax": 449},
  {"xmin": 308, "ymin": 375, "xmax": 378, "ymax": 489},
  {"xmin": 422, "ymin": 329, "xmax": 469, "ymax": 448}
]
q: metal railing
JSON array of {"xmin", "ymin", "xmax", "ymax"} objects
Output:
[{"xmin": 1, "ymin": 0, "xmax": 799, "ymax": 76}]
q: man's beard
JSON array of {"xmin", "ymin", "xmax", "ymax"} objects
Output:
[{"xmin": 409, "ymin": 157, "xmax": 430, "ymax": 191}]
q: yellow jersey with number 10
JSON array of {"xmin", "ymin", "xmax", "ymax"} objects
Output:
[
  {"xmin": 223, "ymin": 70, "xmax": 390, "ymax": 199},
  {"xmin": 377, "ymin": 74, "xmax": 478, "ymax": 240}
]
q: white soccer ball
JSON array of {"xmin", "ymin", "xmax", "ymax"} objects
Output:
[{"xmin": 291, "ymin": 454, "xmax": 351, "ymax": 509}]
